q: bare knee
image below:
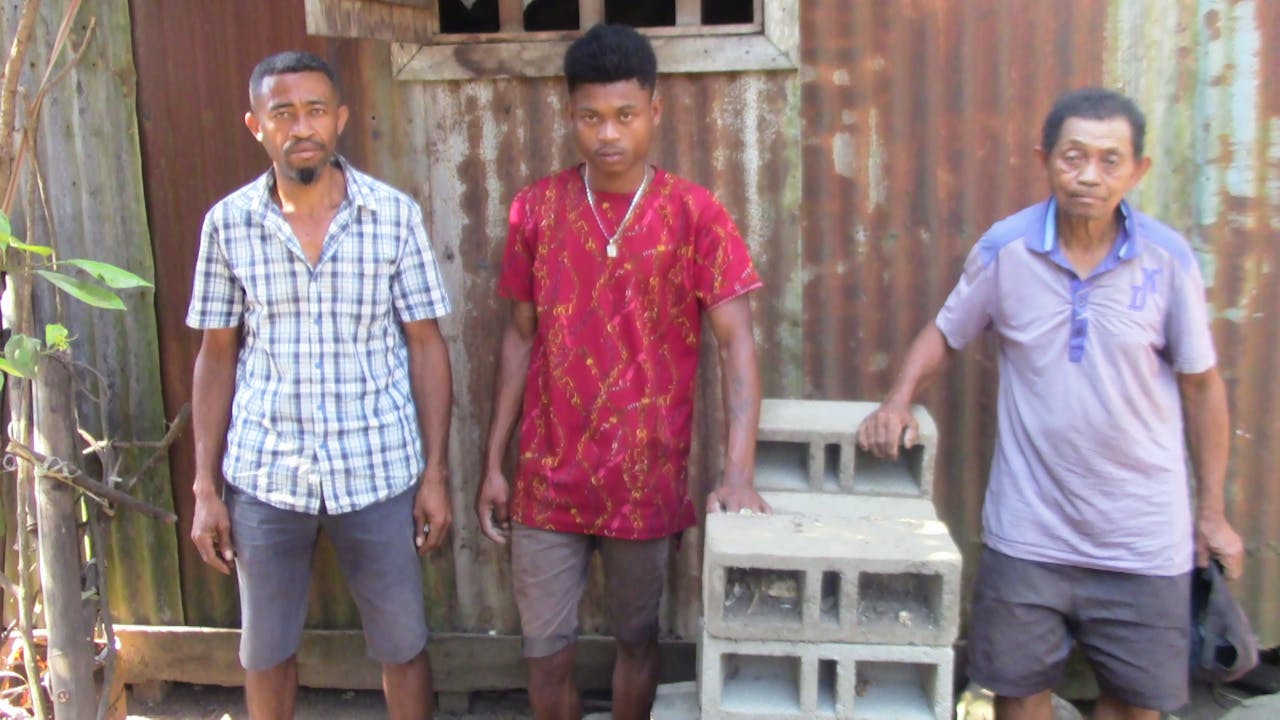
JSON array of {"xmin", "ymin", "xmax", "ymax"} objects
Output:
[{"xmin": 995, "ymin": 690, "xmax": 1054, "ymax": 720}]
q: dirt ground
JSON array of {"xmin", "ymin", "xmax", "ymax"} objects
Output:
[{"xmin": 122, "ymin": 680, "xmax": 1277, "ymax": 720}]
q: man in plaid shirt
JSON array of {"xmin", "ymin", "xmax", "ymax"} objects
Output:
[{"xmin": 186, "ymin": 51, "xmax": 453, "ymax": 719}]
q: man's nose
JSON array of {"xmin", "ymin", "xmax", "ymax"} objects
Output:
[
  {"xmin": 598, "ymin": 118, "xmax": 620, "ymax": 142},
  {"xmin": 1077, "ymin": 159, "xmax": 1101, "ymax": 184},
  {"xmin": 291, "ymin": 115, "xmax": 316, "ymax": 138}
]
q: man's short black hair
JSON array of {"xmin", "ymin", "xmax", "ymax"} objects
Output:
[
  {"xmin": 1042, "ymin": 87, "xmax": 1146, "ymax": 157},
  {"xmin": 563, "ymin": 24, "xmax": 657, "ymax": 94},
  {"xmin": 248, "ymin": 51, "xmax": 340, "ymax": 105}
]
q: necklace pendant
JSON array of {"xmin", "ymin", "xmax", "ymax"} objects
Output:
[{"xmin": 606, "ymin": 243, "xmax": 618, "ymax": 258}]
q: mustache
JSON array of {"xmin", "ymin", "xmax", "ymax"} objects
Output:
[{"xmin": 284, "ymin": 139, "xmax": 325, "ymax": 154}]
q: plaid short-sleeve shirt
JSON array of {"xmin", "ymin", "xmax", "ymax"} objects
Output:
[{"xmin": 186, "ymin": 158, "xmax": 451, "ymax": 514}]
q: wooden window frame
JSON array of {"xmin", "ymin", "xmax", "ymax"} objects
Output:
[{"xmin": 305, "ymin": 0, "xmax": 799, "ymax": 81}]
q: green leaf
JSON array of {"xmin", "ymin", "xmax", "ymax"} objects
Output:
[
  {"xmin": 0, "ymin": 357, "xmax": 27, "ymax": 378},
  {"xmin": 0, "ymin": 211, "xmax": 10, "ymax": 237},
  {"xmin": 60, "ymin": 259, "xmax": 153, "ymax": 289},
  {"xmin": 8, "ymin": 239, "xmax": 53, "ymax": 256},
  {"xmin": 3, "ymin": 334, "xmax": 42, "ymax": 377},
  {"xmin": 35, "ymin": 270, "xmax": 125, "ymax": 310},
  {"xmin": 45, "ymin": 323, "xmax": 70, "ymax": 351}
]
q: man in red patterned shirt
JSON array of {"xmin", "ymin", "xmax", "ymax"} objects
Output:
[{"xmin": 476, "ymin": 23, "xmax": 769, "ymax": 720}]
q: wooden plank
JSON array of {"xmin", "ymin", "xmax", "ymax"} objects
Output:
[
  {"xmin": 498, "ymin": 0, "xmax": 524, "ymax": 31},
  {"xmin": 114, "ymin": 627, "xmax": 696, "ymax": 692},
  {"xmin": 579, "ymin": 0, "xmax": 604, "ymax": 28},
  {"xmin": 675, "ymin": 0, "xmax": 701, "ymax": 26},
  {"xmin": 763, "ymin": 0, "xmax": 799, "ymax": 65},
  {"xmin": 411, "ymin": 22, "xmax": 757, "ymax": 46},
  {"xmin": 393, "ymin": 33, "xmax": 797, "ymax": 81},
  {"xmin": 304, "ymin": 0, "xmax": 437, "ymax": 43}
]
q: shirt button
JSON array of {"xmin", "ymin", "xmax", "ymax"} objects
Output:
[{"xmin": 314, "ymin": 360, "xmax": 322, "ymax": 369}]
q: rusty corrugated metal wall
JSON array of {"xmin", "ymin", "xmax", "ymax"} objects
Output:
[{"xmin": 128, "ymin": 0, "xmax": 1280, "ymax": 646}]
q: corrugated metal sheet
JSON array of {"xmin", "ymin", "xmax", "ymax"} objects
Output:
[
  {"xmin": 1, "ymin": 0, "xmax": 181, "ymax": 625},
  {"xmin": 800, "ymin": 0, "xmax": 1110, "ymax": 626},
  {"xmin": 131, "ymin": 0, "xmax": 1280, "ymax": 646},
  {"xmin": 1104, "ymin": 0, "xmax": 1280, "ymax": 642}
]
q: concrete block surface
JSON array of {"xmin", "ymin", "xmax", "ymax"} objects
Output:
[
  {"xmin": 699, "ymin": 636, "xmax": 954, "ymax": 720},
  {"xmin": 703, "ymin": 506, "xmax": 961, "ymax": 646},
  {"xmin": 756, "ymin": 399, "xmax": 937, "ymax": 498}
]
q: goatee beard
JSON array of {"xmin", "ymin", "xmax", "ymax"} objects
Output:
[{"xmin": 296, "ymin": 166, "xmax": 318, "ymax": 185}]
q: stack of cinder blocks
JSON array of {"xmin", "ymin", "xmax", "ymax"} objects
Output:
[{"xmin": 699, "ymin": 400, "xmax": 961, "ymax": 720}]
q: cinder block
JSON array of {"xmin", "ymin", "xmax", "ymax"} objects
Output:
[
  {"xmin": 703, "ymin": 503, "xmax": 960, "ymax": 646},
  {"xmin": 755, "ymin": 399, "xmax": 937, "ymax": 499},
  {"xmin": 698, "ymin": 636, "xmax": 953, "ymax": 720}
]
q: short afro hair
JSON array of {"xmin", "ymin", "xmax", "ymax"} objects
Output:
[
  {"xmin": 563, "ymin": 24, "xmax": 657, "ymax": 94},
  {"xmin": 249, "ymin": 51, "xmax": 340, "ymax": 105},
  {"xmin": 1042, "ymin": 87, "xmax": 1146, "ymax": 158}
]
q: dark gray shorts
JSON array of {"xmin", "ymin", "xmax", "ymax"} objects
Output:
[
  {"xmin": 511, "ymin": 523, "xmax": 672, "ymax": 658},
  {"xmin": 227, "ymin": 485, "xmax": 428, "ymax": 671},
  {"xmin": 968, "ymin": 546, "xmax": 1190, "ymax": 712}
]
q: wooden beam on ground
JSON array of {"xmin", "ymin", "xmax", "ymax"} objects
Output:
[{"xmin": 113, "ymin": 627, "xmax": 696, "ymax": 692}]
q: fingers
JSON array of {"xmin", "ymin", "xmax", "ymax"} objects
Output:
[
  {"xmin": 477, "ymin": 499, "xmax": 511, "ymax": 545},
  {"xmin": 192, "ymin": 525, "xmax": 233, "ymax": 575},
  {"xmin": 423, "ymin": 510, "xmax": 451, "ymax": 553},
  {"xmin": 902, "ymin": 419, "xmax": 920, "ymax": 449}
]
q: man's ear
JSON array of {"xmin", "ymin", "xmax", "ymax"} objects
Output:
[
  {"xmin": 1034, "ymin": 145, "xmax": 1049, "ymax": 170},
  {"xmin": 651, "ymin": 93, "xmax": 663, "ymax": 127},
  {"xmin": 245, "ymin": 111, "xmax": 263, "ymax": 142},
  {"xmin": 336, "ymin": 104, "xmax": 350, "ymax": 136}
]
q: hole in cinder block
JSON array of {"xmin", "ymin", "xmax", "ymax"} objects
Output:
[
  {"xmin": 721, "ymin": 653, "xmax": 802, "ymax": 714},
  {"xmin": 823, "ymin": 443, "xmax": 841, "ymax": 490},
  {"xmin": 851, "ymin": 661, "xmax": 937, "ymax": 719},
  {"xmin": 817, "ymin": 658, "xmax": 838, "ymax": 716},
  {"xmin": 856, "ymin": 572, "xmax": 940, "ymax": 631},
  {"xmin": 754, "ymin": 440, "xmax": 811, "ymax": 490},
  {"xmin": 724, "ymin": 568, "xmax": 803, "ymax": 624},
  {"xmin": 852, "ymin": 444, "xmax": 924, "ymax": 495},
  {"xmin": 820, "ymin": 571, "xmax": 840, "ymax": 625}
]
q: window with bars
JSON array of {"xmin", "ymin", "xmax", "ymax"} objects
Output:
[
  {"xmin": 438, "ymin": 0, "xmax": 755, "ymax": 34},
  {"xmin": 305, "ymin": 0, "xmax": 798, "ymax": 80}
]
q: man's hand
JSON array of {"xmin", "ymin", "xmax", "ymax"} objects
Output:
[
  {"xmin": 1196, "ymin": 514, "xmax": 1245, "ymax": 580},
  {"xmin": 857, "ymin": 400, "xmax": 919, "ymax": 459},
  {"xmin": 413, "ymin": 466, "xmax": 452, "ymax": 555},
  {"xmin": 476, "ymin": 470, "xmax": 512, "ymax": 544},
  {"xmin": 191, "ymin": 484, "xmax": 235, "ymax": 575},
  {"xmin": 706, "ymin": 484, "xmax": 771, "ymax": 515}
]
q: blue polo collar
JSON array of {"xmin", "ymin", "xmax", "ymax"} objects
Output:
[{"xmin": 1037, "ymin": 196, "xmax": 1140, "ymax": 261}]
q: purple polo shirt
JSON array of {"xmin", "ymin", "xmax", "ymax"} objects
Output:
[{"xmin": 937, "ymin": 198, "xmax": 1217, "ymax": 576}]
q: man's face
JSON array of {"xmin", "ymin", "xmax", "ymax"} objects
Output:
[
  {"xmin": 568, "ymin": 79, "xmax": 662, "ymax": 184},
  {"xmin": 1039, "ymin": 116, "xmax": 1151, "ymax": 222},
  {"xmin": 244, "ymin": 71, "xmax": 348, "ymax": 185}
]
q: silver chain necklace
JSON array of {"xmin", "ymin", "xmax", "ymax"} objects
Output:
[{"xmin": 582, "ymin": 164, "xmax": 652, "ymax": 258}]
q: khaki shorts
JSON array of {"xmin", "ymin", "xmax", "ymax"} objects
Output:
[
  {"xmin": 967, "ymin": 546, "xmax": 1190, "ymax": 712},
  {"xmin": 511, "ymin": 523, "xmax": 672, "ymax": 658}
]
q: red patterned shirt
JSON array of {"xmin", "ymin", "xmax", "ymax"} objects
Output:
[{"xmin": 499, "ymin": 165, "xmax": 762, "ymax": 539}]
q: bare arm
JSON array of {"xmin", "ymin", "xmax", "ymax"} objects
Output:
[
  {"xmin": 857, "ymin": 323, "xmax": 955, "ymax": 458},
  {"xmin": 404, "ymin": 318, "xmax": 453, "ymax": 554},
  {"xmin": 1179, "ymin": 367, "xmax": 1244, "ymax": 578},
  {"xmin": 705, "ymin": 295, "xmax": 768, "ymax": 514},
  {"xmin": 476, "ymin": 300, "xmax": 536, "ymax": 543},
  {"xmin": 190, "ymin": 327, "xmax": 240, "ymax": 574}
]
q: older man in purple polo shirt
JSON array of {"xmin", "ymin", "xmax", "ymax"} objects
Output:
[{"xmin": 858, "ymin": 88, "xmax": 1244, "ymax": 720}]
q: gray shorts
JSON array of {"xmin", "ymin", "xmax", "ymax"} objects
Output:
[
  {"xmin": 967, "ymin": 546, "xmax": 1190, "ymax": 712},
  {"xmin": 227, "ymin": 485, "xmax": 429, "ymax": 671},
  {"xmin": 511, "ymin": 523, "xmax": 672, "ymax": 658}
]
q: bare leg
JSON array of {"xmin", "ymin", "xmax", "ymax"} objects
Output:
[
  {"xmin": 245, "ymin": 655, "xmax": 298, "ymax": 720},
  {"xmin": 1090, "ymin": 694, "xmax": 1160, "ymax": 720},
  {"xmin": 528, "ymin": 643, "xmax": 580, "ymax": 720},
  {"xmin": 611, "ymin": 638, "xmax": 659, "ymax": 720},
  {"xmin": 383, "ymin": 649, "xmax": 434, "ymax": 720},
  {"xmin": 995, "ymin": 690, "xmax": 1054, "ymax": 720}
]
